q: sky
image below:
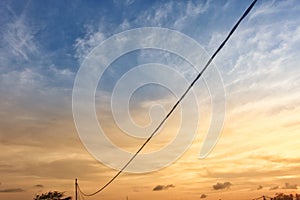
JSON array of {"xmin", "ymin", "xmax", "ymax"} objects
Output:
[{"xmin": 0, "ymin": 0, "xmax": 300, "ymax": 200}]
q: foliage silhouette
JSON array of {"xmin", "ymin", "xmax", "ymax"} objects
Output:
[
  {"xmin": 271, "ymin": 193, "xmax": 300, "ymax": 200},
  {"xmin": 33, "ymin": 191, "xmax": 71, "ymax": 200}
]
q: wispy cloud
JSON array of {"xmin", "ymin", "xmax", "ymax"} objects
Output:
[
  {"xmin": 207, "ymin": 1, "xmax": 300, "ymax": 123},
  {"xmin": 253, "ymin": 154, "xmax": 300, "ymax": 164},
  {"xmin": 173, "ymin": 0, "xmax": 211, "ymax": 30},
  {"xmin": 1, "ymin": 1, "xmax": 300, "ymax": 199},
  {"xmin": 0, "ymin": 188, "xmax": 24, "ymax": 193},
  {"xmin": 113, "ymin": 0, "xmax": 135, "ymax": 7},
  {"xmin": 131, "ymin": 1, "xmax": 211, "ymax": 30},
  {"xmin": 74, "ymin": 24, "xmax": 106, "ymax": 63},
  {"xmin": 249, "ymin": 0, "xmax": 297, "ymax": 20},
  {"xmin": 1, "ymin": 16, "xmax": 38, "ymax": 63}
]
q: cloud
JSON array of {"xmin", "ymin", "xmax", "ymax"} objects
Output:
[
  {"xmin": 212, "ymin": 182, "xmax": 232, "ymax": 190},
  {"xmin": 21, "ymin": 157, "xmax": 105, "ymax": 180},
  {"xmin": 74, "ymin": 24, "xmax": 106, "ymax": 63},
  {"xmin": 173, "ymin": 0, "xmax": 211, "ymax": 30},
  {"xmin": 204, "ymin": 165, "xmax": 300, "ymax": 182},
  {"xmin": 282, "ymin": 183, "xmax": 298, "ymax": 189},
  {"xmin": 0, "ymin": 149, "xmax": 108, "ymax": 180},
  {"xmin": 0, "ymin": 1, "xmax": 299, "ymax": 198},
  {"xmin": 2, "ymin": 18, "xmax": 38, "ymax": 61},
  {"xmin": 249, "ymin": 0, "xmax": 297, "ymax": 20},
  {"xmin": 131, "ymin": 1, "xmax": 211, "ymax": 30},
  {"xmin": 200, "ymin": 194, "xmax": 207, "ymax": 198},
  {"xmin": 209, "ymin": 0, "xmax": 300, "ymax": 109},
  {"xmin": 34, "ymin": 184, "xmax": 44, "ymax": 188},
  {"xmin": 153, "ymin": 184, "xmax": 175, "ymax": 191},
  {"xmin": 257, "ymin": 185, "xmax": 263, "ymax": 190},
  {"xmin": 113, "ymin": 0, "xmax": 135, "ymax": 7},
  {"xmin": 254, "ymin": 154, "xmax": 300, "ymax": 164},
  {"xmin": 270, "ymin": 186, "xmax": 279, "ymax": 190},
  {"xmin": 0, "ymin": 188, "xmax": 24, "ymax": 193}
]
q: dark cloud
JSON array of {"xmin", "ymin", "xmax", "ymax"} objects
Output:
[
  {"xmin": 270, "ymin": 186, "xmax": 279, "ymax": 190},
  {"xmin": 0, "ymin": 188, "xmax": 24, "ymax": 193},
  {"xmin": 213, "ymin": 182, "xmax": 232, "ymax": 190},
  {"xmin": 153, "ymin": 185, "xmax": 164, "ymax": 191},
  {"xmin": 153, "ymin": 184, "xmax": 175, "ymax": 191},
  {"xmin": 34, "ymin": 184, "xmax": 44, "ymax": 188},
  {"xmin": 200, "ymin": 194, "xmax": 207, "ymax": 198},
  {"xmin": 282, "ymin": 183, "xmax": 298, "ymax": 189},
  {"xmin": 257, "ymin": 185, "xmax": 263, "ymax": 190}
]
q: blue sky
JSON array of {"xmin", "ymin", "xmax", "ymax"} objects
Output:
[
  {"xmin": 1, "ymin": 0, "xmax": 300, "ymax": 200},
  {"xmin": 0, "ymin": 0, "xmax": 252, "ymax": 71}
]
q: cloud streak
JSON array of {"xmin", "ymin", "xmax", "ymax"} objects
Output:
[
  {"xmin": 2, "ymin": 18, "xmax": 38, "ymax": 61},
  {"xmin": 0, "ymin": 188, "xmax": 24, "ymax": 193}
]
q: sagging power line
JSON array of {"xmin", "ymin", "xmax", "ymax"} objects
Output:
[{"xmin": 76, "ymin": 0, "xmax": 258, "ymax": 198}]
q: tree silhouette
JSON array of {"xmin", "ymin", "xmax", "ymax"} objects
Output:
[
  {"xmin": 272, "ymin": 193, "xmax": 299, "ymax": 200},
  {"xmin": 34, "ymin": 191, "xmax": 72, "ymax": 200}
]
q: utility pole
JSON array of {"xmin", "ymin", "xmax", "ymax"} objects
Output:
[{"xmin": 75, "ymin": 178, "xmax": 78, "ymax": 200}]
